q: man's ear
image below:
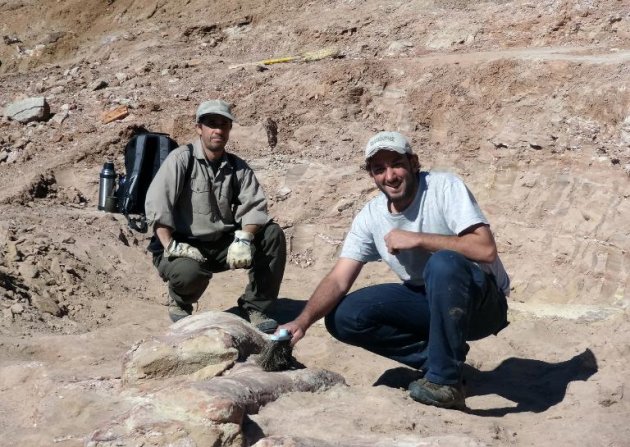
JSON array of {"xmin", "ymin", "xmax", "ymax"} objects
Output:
[{"xmin": 195, "ymin": 123, "xmax": 203, "ymax": 135}]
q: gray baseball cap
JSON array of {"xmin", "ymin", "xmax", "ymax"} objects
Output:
[
  {"xmin": 195, "ymin": 99, "xmax": 236, "ymax": 123},
  {"xmin": 364, "ymin": 131, "xmax": 412, "ymax": 160}
]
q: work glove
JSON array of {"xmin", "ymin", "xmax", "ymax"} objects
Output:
[
  {"xmin": 164, "ymin": 239, "xmax": 206, "ymax": 263},
  {"xmin": 227, "ymin": 230, "xmax": 254, "ymax": 269}
]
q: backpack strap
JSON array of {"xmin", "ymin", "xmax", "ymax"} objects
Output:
[
  {"xmin": 158, "ymin": 134, "xmax": 171, "ymax": 164},
  {"xmin": 186, "ymin": 144, "xmax": 195, "ymax": 184},
  {"xmin": 226, "ymin": 152, "xmax": 241, "ymax": 212},
  {"xmin": 124, "ymin": 134, "xmax": 149, "ymax": 233}
]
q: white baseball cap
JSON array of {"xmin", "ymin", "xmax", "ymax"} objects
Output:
[{"xmin": 364, "ymin": 131, "xmax": 412, "ymax": 160}]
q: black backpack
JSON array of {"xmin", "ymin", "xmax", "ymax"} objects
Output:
[
  {"xmin": 117, "ymin": 131, "xmax": 241, "ymax": 233},
  {"xmin": 117, "ymin": 132, "xmax": 179, "ymax": 232}
]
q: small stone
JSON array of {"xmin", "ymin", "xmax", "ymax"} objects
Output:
[
  {"xmin": 18, "ymin": 263, "xmax": 39, "ymax": 279},
  {"xmin": 101, "ymin": 106, "xmax": 129, "ymax": 124},
  {"xmin": 10, "ymin": 303, "xmax": 24, "ymax": 315},
  {"xmin": 275, "ymin": 186, "xmax": 292, "ymax": 201},
  {"xmin": 89, "ymin": 79, "xmax": 108, "ymax": 91},
  {"xmin": 31, "ymin": 293, "xmax": 62, "ymax": 316}
]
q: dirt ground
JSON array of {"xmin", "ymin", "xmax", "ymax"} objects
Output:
[{"xmin": 1, "ymin": 0, "xmax": 629, "ymax": 445}]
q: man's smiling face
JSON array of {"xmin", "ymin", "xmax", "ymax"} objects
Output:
[{"xmin": 368, "ymin": 150, "xmax": 420, "ymax": 213}]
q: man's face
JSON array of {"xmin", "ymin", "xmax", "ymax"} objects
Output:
[
  {"xmin": 196, "ymin": 114, "xmax": 232, "ymax": 153},
  {"xmin": 368, "ymin": 150, "xmax": 419, "ymax": 212}
]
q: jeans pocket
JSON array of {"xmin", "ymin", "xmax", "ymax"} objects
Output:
[{"xmin": 469, "ymin": 273, "xmax": 509, "ymax": 339}]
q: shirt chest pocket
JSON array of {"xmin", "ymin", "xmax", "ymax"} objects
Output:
[{"xmin": 190, "ymin": 178, "xmax": 215, "ymax": 215}]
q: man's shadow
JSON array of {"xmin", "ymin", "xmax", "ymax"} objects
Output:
[
  {"xmin": 375, "ymin": 349, "xmax": 598, "ymax": 416},
  {"xmin": 268, "ymin": 297, "xmax": 308, "ymax": 323}
]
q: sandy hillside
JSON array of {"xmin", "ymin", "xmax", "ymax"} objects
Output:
[{"xmin": 0, "ymin": 0, "xmax": 629, "ymax": 445}]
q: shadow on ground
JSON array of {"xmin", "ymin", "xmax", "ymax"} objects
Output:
[
  {"xmin": 269, "ymin": 297, "xmax": 307, "ymax": 324},
  {"xmin": 374, "ymin": 349, "xmax": 598, "ymax": 416}
]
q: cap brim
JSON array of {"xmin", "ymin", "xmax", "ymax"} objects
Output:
[{"xmin": 197, "ymin": 111, "xmax": 236, "ymax": 123}]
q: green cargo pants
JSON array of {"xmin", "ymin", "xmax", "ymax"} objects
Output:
[{"xmin": 152, "ymin": 222, "xmax": 286, "ymax": 313}]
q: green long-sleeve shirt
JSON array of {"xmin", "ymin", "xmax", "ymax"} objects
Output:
[{"xmin": 145, "ymin": 138, "xmax": 270, "ymax": 241}]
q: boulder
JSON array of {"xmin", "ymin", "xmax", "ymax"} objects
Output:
[
  {"xmin": 3, "ymin": 97, "xmax": 50, "ymax": 123},
  {"xmin": 90, "ymin": 311, "xmax": 346, "ymax": 447},
  {"xmin": 122, "ymin": 311, "xmax": 268, "ymax": 385}
]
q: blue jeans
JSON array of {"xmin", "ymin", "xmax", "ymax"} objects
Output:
[{"xmin": 325, "ymin": 250, "xmax": 508, "ymax": 385}]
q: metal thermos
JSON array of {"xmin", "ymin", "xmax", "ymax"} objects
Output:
[{"xmin": 98, "ymin": 161, "xmax": 117, "ymax": 211}]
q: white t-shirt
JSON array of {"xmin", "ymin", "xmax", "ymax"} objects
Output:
[{"xmin": 340, "ymin": 171, "xmax": 510, "ymax": 295}]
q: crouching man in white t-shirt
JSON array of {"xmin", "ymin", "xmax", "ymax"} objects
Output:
[{"xmin": 279, "ymin": 131, "xmax": 510, "ymax": 410}]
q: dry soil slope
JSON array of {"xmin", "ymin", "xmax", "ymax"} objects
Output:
[{"xmin": 0, "ymin": 0, "xmax": 629, "ymax": 446}]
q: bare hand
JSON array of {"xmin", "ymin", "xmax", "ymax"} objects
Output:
[
  {"xmin": 384, "ymin": 229, "xmax": 421, "ymax": 254},
  {"xmin": 278, "ymin": 320, "xmax": 308, "ymax": 347}
]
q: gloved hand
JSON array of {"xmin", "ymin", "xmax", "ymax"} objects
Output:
[
  {"xmin": 164, "ymin": 239, "xmax": 206, "ymax": 263},
  {"xmin": 227, "ymin": 230, "xmax": 254, "ymax": 269}
]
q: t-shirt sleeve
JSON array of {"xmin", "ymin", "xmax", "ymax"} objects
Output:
[
  {"xmin": 339, "ymin": 209, "xmax": 380, "ymax": 263},
  {"xmin": 440, "ymin": 175, "xmax": 489, "ymax": 235}
]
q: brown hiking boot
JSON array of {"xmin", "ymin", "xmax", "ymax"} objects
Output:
[
  {"xmin": 168, "ymin": 298, "xmax": 193, "ymax": 323},
  {"xmin": 242, "ymin": 307, "xmax": 278, "ymax": 334},
  {"xmin": 408, "ymin": 378, "xmax": 466, "ymax": 409}
]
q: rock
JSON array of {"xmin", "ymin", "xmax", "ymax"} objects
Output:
[
  {"xmin": 333, "ymin": 199, "xmax": 353, "ymax": 213},
  {"xmin": 385, "ymin": 40, "xmax": 414, "ymax": 56},
  {"xmin": 6, "ymin": 241, "xmax": 23, "ymax": 262},
  {"xmin": 275, "ymin": 186, "xmax": 292, "ymax": 201},
  {"xmin": 89, "ymin": 363, "xmax": 345, "ymax": 447},
  {"xmin": 3, "ymin": 97, "xmax": 50, "ymax": 123},
  {"xmin": 10, "ymin": 303, "xmax": 24, "ymax": 315},
  {"xmin": 115, "ymin": 72, "xmax": 128, "ymax": 83},
  {"xmin": 122, "ymin": 311, "xmax": 267, "ymax": 385},
  {"xmin": 3, "ymin": 35, "xmax": 21, "ymax": 45},
  {"xmin": 263, "ymin": 117, "xmax": 278, "ymax": 148},
  {"xmin": 154, "ymin": 363, "xmax": 345, "ymax": 424},
  {"xmin": 425, "ymin": 23, "xmax": 480, "ymax": 49},
  {"xmin": 31, "ymin": 292, "xmax": 62, "ymax": 316},
  {"xmin": 17, "ymin": 263, "xmax": 39, "ymax": 279},
  {"xmin": 39, "ymin": 31, "xmax": 65, "ymax": 45},
  {"xmin": 51, "ymin": 109, "xmax": 69, "ymax": 125},
  {"xmin": 48, "ymin": 85, "xmax": 64, "ymax": 95},
  {"xmin": 5, "ymin": 150, "xmax": 20, "ymax": 164},
  {"xmin": 101, "ymin": 106, "xmax": 129, "ymax": 124},
  {"xmin": 91, "ymin": 311, "xmax": 346, "ymax": 447},
  {"xmin": 88, "ymin": 79, "xmax": 108, "ymax": 91}
]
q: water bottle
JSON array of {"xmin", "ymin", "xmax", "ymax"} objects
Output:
[{"xmin": 98, "ymin": 161, "xmax": 117, "ymax": 211}]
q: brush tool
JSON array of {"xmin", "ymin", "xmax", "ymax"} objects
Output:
[{"xmin": 257, "ymin": 328, "xmax": 295, "ymax": 372}]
